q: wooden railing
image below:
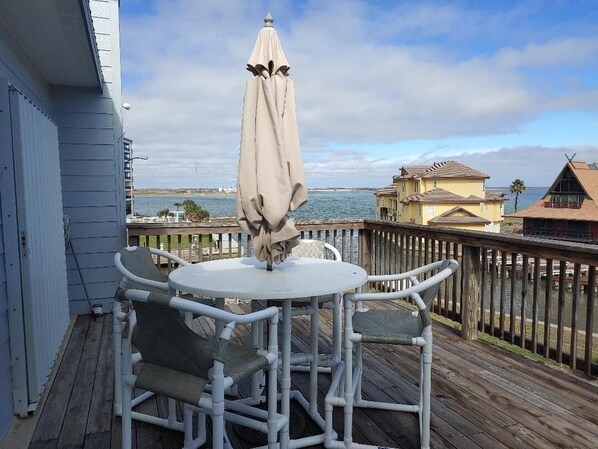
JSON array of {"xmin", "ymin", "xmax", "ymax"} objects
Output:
[
  {"xmin": 127, "ymin": 219, "xmax": 598, "ymax": 376},
  {"xmin": 127, "ymin": 219, "xmax": 363, "ymax": 265}
]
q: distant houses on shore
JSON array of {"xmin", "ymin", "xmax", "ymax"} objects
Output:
[{"xmin": 375, "ymin": 161, "xmax": 506, "ymax": 233}]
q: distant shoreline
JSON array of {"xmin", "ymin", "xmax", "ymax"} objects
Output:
[{"xmin": 134, "ymin": 187, "xmax": 375, "ymax": 196}]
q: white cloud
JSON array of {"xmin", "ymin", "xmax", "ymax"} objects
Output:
[
  {"xmin": 407, "ymin": 145, "xmax": 598, "ymax": 187},
  {"xmin": 120, "ymin": 0, "xmax": 598, "ymax": 189},
  {"xmin": 493, "ymin": 37, "xmax": 598, "ymax": 68}
]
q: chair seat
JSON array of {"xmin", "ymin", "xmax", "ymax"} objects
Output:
[
  {"xmin": 135, "ymin": 341, "xmax": 269, "ymax": 406},
  {"xmin": 136, "ymin": 363, "xmax": 208, "ymax": 405},
  {"xmin": 223, "ymin": 342, "xmax": 270, "ymax": 383},
  {"xmin": 352, "ymin": 307, "xmax": 424, "ymax": 344}
]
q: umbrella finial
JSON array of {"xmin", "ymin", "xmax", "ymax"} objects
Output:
[{"xmin": 264, "ymin": 13, "xmax": 273, "ymax": 27}]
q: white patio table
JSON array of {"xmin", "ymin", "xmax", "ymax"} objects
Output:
[{"xmin": 168, "ymin": 256, "xmax": 368, "ymax": 449}]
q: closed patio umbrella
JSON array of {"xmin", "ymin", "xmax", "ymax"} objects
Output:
[{"xmin": 236, "ymin": 13, "xmax": 307, "ymax": 269}]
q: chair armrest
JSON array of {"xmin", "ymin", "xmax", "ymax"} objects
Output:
[
  {"xmin": 323, "ymin": 242, "xmax": 342, "ymax": 261},
  {"xmin": 346, "ymin": 259, "xmax": 458, "ymax": 305},
  {"xmin": 114, "ymin": 253, "xmax": 169, "ymax": 291},
  {"xmin": 367, "ymin": 259, "xmax": 451, "ymax": 282},
  {"xmin": 119, "ymin": 289, "xmax": 279, "ymax": 325}
]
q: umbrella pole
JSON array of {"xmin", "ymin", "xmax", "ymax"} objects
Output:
[{"xmin": 267, "ymin": 262, "xmax": 273, "ymax": 271}]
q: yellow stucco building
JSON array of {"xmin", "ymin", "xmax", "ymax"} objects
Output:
[{"xmin": 376, "ymin": 161, "xmax": 506, "ymax": 232}]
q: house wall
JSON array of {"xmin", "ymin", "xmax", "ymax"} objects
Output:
[
  {"xmin": 376, "ymin": 193, "xmax": 398, "ymax": 220},
  {"xmin": 423, "ymin": 203, "xmax": 478, "ymax": 223},
  {"xmin": 0, "ymin": 17, "xmax": 58, "ymax": 441},
  {"xmin": 0, "ymin": 0, "xmax": 125, "ymax": 438},
  {"xmin": 424, "ymin": 178, "xmax": 485, "ymax": 198},
  {"xmin": 55, "ymin": 0, "xmax": 126, "ymax": 314},
  {"xmin": 397, "ymin": 176, "xmax": 503, "ymax": 230}
]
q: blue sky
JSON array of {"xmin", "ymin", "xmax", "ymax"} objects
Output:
[{"xmin": 119, "ymin": 0, "xmax": 598, "ymax": 188}]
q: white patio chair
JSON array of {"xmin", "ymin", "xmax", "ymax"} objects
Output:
[
  {"xmin": 117, "ymin": 288, "xmax": 286, "ymax": 449},
  {"xmin": 268, "ymin": 239, "xmax": 343, "ymax": 372},
  {"xmin": 113, "ymin": 246, "xmax": 214, "ymax": 421},
  {"xmin": 324, "ymin": 259, "xmax": 458, "ymax": 449}
]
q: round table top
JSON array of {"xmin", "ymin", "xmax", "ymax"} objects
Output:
[{"xmin": 168, "ymin": 256, "xmax": 368, "ymax": 300}]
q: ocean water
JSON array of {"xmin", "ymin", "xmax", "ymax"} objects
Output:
[
  {"xmin": 133, "ymin": 190, "xmax": 377, "ymax": 219},
  {"xmin": 133, "ymin": 187, "xmax": 548, "ymax": 219},
  {"xmin": 489, "ymin": 186, "xmax": 547, "ymax": 215}
]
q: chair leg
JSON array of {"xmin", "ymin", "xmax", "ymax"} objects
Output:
[
  {"xmin": 113, "ymin": 301, "xmax": 123, "ymax": 415},
  {"xmin": 183, "ymin": 405, "xmax": 194, "ymax": 447},
  {"xmin": 267, "ymin": 355, "xmax": 280, "ymax": 449},
  {"xmin": 121, "ymin": 380, "xmax": 133, "ymax": 449},
  {"xmin": 354, "ymin": 339, "xmax": 363, "ymax": 404},
  {"xmin": 420, "ymin": 339, "xmax": 432, "ymax": 449},
  {"xmin": 121, "ymin": 334, "xmax": 133, "ymax": 449},
  {"xmin": 332, "ymin": 293, "xmax": 341, "ymax": 369},
  {"xmin": 309, "ymin": 296, "xmax": 319, "ymax": 416},
  {"xmin": 211, "ymin": 381, "xmax": 225, "ymax": 449},
  {"xmin": 342, "ymin": 307, "xmax": 355, "ymax": 448},
  {"xmin": 250, "ymin": 301, "xmax": 265, "ymax": 401}
]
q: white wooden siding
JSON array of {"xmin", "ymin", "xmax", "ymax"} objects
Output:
[
  {"xmin": 53, "ymin": 1, "xmax": 125, "ymax": 315},
  {"xmin": 61, "ymin": 175, "xmax": 116, "ymax": 192}
]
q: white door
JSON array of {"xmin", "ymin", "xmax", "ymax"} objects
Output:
[{"xmin": 3, "ymin": 85, "xmax": 70, "ymax": 415}]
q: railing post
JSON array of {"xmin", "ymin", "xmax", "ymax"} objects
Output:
[
  {"xmin": 461, "ymin": 245, "xmax": 481, "ymax": 340},
  {"xmin": 359, "ymin": 228, "xmax": 372, "ymax": 275}
]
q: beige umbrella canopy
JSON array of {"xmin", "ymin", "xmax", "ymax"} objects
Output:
[{"xmin": 236, "ymin": 13, "xmax": 307, "ymax": 269}]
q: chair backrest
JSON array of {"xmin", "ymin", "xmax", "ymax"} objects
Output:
[
  {"xmin": 353, "ymin": 259, "xmax": 458, "ymax": 307},
  {"xmin": 415, "ymin": 259, "xmax": 452, "ymax": 308},
  {"xmin": 119, "ymin": 289, "xmax": 214, "ymax": 379},
  {"xmin": 293, "ymin": 239, "xmax": 341, "ymax": 261},
  {"xmin": 116, "ymin": 246, "xmax": 168, "ymax": 292}
]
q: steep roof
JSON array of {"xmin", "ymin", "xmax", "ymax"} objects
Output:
[
  {"xmin": 402, "ymin": 165, "xmax": 430, "ymax": 176},
  {"xmin": 509, "ymin": 161, "xmax": 598, "ymax": 221},
  {"xmin": 401, "ymin": 188, "xmax": 483, "ymax": 204},
  {"xmin": 571, "ymin": 161, "xmax": 598, "ymax": 201},
  {"xmin": 419, "ymin": 161, "xmax": 489, "ymax": 179},
  {"xmin": 393, "ymin": 161, "xmax": 489, "ymax": 181},
  {"xmin": 429, "ymin": 206, "xmax": 491, "ymax": 225},
  {"xmin": 392, "ymin": 165, "xmax": 430, "ymax": 182}
]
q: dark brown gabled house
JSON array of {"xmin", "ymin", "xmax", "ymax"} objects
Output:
[{"xmin": 509, "ymin": 161, "xmax": 598, "ymax": 243}]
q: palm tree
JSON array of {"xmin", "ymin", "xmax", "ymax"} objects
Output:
[
  {"xmin": 157, "ymin": 208, "xmax": 171, "ymax": 222},
  {"xmin": 509, "ymin": 179, "xmax": 527, "ymax": 212},
  {"xmin": 182, "ymin": 199, "xmax": 210, "ymax": 222}
]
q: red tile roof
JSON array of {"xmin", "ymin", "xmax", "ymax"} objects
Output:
[
  {"xmin": 375, "ymin": 185, "xmax": 397, "ymax": 196},
  {"xmin": 393, "ymin": 161, "xmax": 489, "ymax": 180}
]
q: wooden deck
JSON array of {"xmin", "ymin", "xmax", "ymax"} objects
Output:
[{"xmin": 23, "ymin": 303, "xmax": 598, "ymax": 449}]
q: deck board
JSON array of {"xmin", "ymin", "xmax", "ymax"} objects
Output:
[{"xmin": 27, "ymin": 304, "xmax": 598, "ymax": 449}]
